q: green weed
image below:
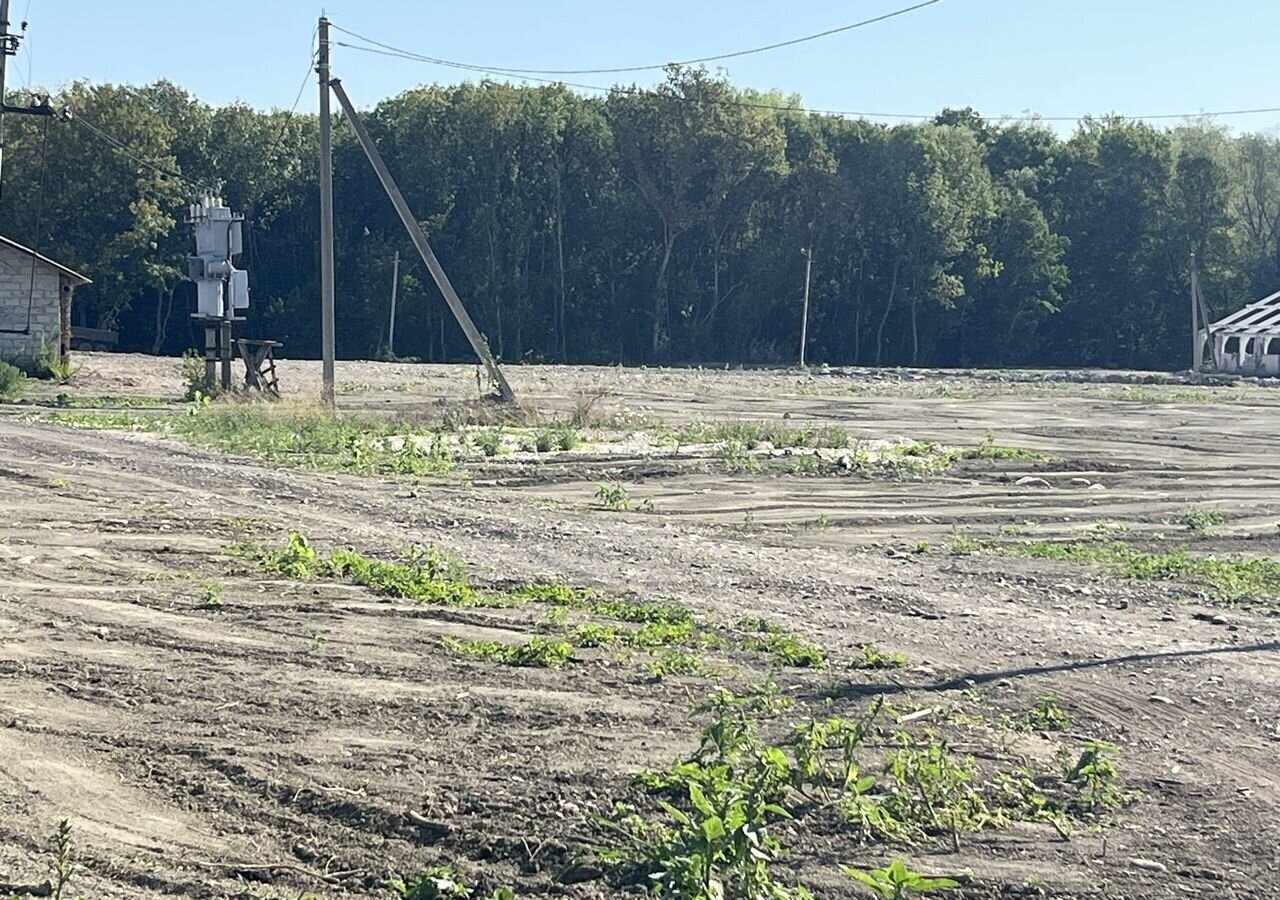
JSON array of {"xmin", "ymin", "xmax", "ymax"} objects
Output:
[
  {"xmin": 947, "ymin": 533, "xmax": 1280, "ymax": 602},
  {"xmin": 850, "ymin": 643, "xmax": 908, "ymax": 670},
  {"xmin": 1173, "ymin": 505, "xmax": 1226, "ymax": 532},
  {"xmin": 200, "ymin": 582, "xmax": 223, "ymax": 608},
  {"xmin": 646, "ymin": 649, "xmax": 711, "ymax": 678},
  {"xmin": 720, "ymin": 440, "xmax": 762, "ymax": 474},
  {"xmin": 596, "ymin": 482, "xmax": 631, "ymax": 511},
  {"xmin": 389, "ymin": 866, "xmax": 515, "ymax": 900},
  {"xmin": 1016, "ymin": 695, "xmax": 1074, "ymax": 732},
  {"xmin": 50, "ymin": 819, "xmax": 78, "ymax": 900},
  {"xmin": 843, "ymin": 860, "xmax": 957, "ymax": 899},
  {"xmin": 0, "ymin": 360, "xmax": 25, "ymax": 399},
  {"xmin": 1061, "ymin": 740, "xmax": 1128, "ymax": 812},
  {"xmin": 443, "ymin": 636, "xmax": 574, "ymax": 668}
]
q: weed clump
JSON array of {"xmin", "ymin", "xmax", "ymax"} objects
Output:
[
  {"xmin": 1173, "ymin": 505, "xmax": 1226, "ymax": 532},
  {"xmin": 1016, "ymin": 695, "xmax": 1074, "ymax": 732},
  {"xmin": 947, "ymin": 532, "xmax": 1280, "ymax": 602},
  {"xmin": 249, "ymin": 532, "xmax": 480, "ymax": 605},
  {"xmin": 443, "ymin": 636, "xmax": 574, "ymax": 668},
  {"xmin": 0, "ymin": 360, "xmax": 25, "ymax": 399}
]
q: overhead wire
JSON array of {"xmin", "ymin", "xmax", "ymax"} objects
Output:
[
  {"xmin": 330, "ymin": 0, "xmax": 944, "ymax": 76},
  {"xmin": 68, "ymin": 113, "xmax": 212, "ymax": 193},
  {"xmin": 330, "ymin": 41, "xmax": 1280, "ymax": 125},
  {"xmin": 22, "ymin": 114, "xmax": 50, "ymax": 334},
  {"xmin": 265, "ymin": 24, "xmax": 321, "ymax": 159}
]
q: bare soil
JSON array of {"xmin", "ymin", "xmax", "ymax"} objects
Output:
[{"xmin": 0, "ymin": 354, "xmax": 1277, "ymax": 899}]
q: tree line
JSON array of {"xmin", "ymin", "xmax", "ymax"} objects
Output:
[{"xmin": 1, "ymin": 70, "xmax": 1278, "ymax": 370}]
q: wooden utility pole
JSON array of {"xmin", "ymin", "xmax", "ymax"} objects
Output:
[
  {"xmin": 799, "ymin": 246, "xmax": 813, "ymax": 368},
  {"xmin": 318, "ymin": 15, "xmax": 336, "ymax": 406},
  {"xmin": 387, "ymin": 250, "xmax": 400, "ymax": 358},
  {"xmin": 329, "ymin": 78, "xmax": 516, "ymax": 402}
]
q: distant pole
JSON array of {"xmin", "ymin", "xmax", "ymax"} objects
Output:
[
  {"xmin": 318, "ymin": 15, "xmax": 336, "ymax": 407},
  {"xmin": 0, "ymin": 0, "xmax": 12, "ymax": 200},
  {"xmin": 1190, "ymin": 251, "xmax": 1202, "ymax": 371},
  {"xmin": 799, "ymin": 246, "xmax": 813, "ymax": 368},
  {"xmin": 387, "ymin": 250, "xmax": 400, "ymax": 358}
]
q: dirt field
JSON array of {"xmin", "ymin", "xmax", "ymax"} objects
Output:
[{"xmin": 1, "ymin": 354, "xmax": 1277, "ymax": 900}]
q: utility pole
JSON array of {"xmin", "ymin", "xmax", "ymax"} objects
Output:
[
  {"xmin": 0, "ymin": 0, "xmax": 13, "ymax": 198},
  {"xmin": 799, "ymin": 245, "xmax": 813, "ymax": 368},
  {"xmin": 329, "ymin": 78, "xmax": 516, "ymax": 402},
  {"xmin": 318, "ymin": 15, "xmax": 336, "ymax": 407},
  {"xmin": 1190, "ymin": 251, "xmax": 1202, "ymax": 371},
  {"xmin": 387, "ymin": 250, "xmax": 400, "ymax": 358}
]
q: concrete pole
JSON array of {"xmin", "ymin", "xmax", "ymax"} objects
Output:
[
  {"xmin": 0, "ymin": 0, "xmax": 11, "ymax": 201},
  {"xmin": 330, "ymin": 78, "xmax": 516, "ymax": 402},
  {"xmin": 318, "ymin": 15, "xmax": 336, "ymax": 407},
  {"xmin": 799, "ymin": 246, "xmax": 813, "ymax": 368},
  {"xmin": 1191, "ymin": 252, "xmax": 1202, "ymax": 371},
  {"xmin": 387, "ymin": 250, "xmax": 400, "ymax": 358}
]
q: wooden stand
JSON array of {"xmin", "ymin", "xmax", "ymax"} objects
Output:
[{"xmin": 234, "ymin": 338, "xmax": 282, "ymax": 397}]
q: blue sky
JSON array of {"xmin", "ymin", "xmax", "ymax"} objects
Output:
[{"xmin": 13, "ymin": 0, "xmax": 1280, "ymax": 132}]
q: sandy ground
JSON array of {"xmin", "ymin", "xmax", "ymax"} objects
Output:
[{"xmin": 0, "ymin": 354, "xmax": 1277, "ymax": 899}]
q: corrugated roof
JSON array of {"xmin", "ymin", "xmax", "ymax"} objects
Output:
[
  {"xmin": 1209, "ymin": 289, "xmax": 1280, "ymax": 335},
  {"xmin": 0, "ymin": 235, "xmax": 91, "ymax": 286}
]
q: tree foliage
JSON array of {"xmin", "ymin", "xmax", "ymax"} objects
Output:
[{"xmin": 0, "ymin": 73, "xmax": 1274, "ymax": 370}]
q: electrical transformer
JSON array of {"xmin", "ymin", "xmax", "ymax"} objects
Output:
[{"xmin": 187, "ymin": 196, "xmax": 249, "ymax": 320}]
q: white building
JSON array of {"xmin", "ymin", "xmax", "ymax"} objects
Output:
[
  {"xmin": 1201, "ymin": 290, "xmax": 1280, "ymax": 377},
  {"xmin": 0, "ymin": 235, "xmax": 91, "ymax": 363}
]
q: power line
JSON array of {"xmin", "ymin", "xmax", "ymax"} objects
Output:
[
  {"xmin": 69, "ymin": 112, "xmax": 212, "ymax": 192},
  {"xmin": 264, "ymin": 34, "xmax": 320, "ymax": 160},
  {"xmin": 330, "ymin": 42, "xmax": 1280, "ymax": 125},
  {"xmin": 330, "ymin": 1, "xmax": 945, "ymax": 77}
]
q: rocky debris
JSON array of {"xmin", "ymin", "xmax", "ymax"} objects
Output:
[{"xmin": 1015, "ymin": 476, "xmax": 1052, "ymax": 488}]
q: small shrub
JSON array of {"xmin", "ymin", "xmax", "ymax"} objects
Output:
[
  {"xmin": 1173, "ymin": 505, "xmax": 1226, "ymax": 532},
  {"xmin": 34, "ymin": 337, "xmax": 76, "ymax": 383},
  {"xmin": 0, "ymin": 360, "xmax": 25, "ymax": 399},
  {"xmin": 596, "ymin": 482, "xmax": 631, "ymax": 511},
  {"xmin": 472, "ymin": 427, "xmax": 505, "ymax": 457},
  {"xmin": 200, "ymin": 582, "xmax": 223, "ymax": 607},
  {"xmin": 1061, "ymin": 740, "xmax": 1126, "ymax": 811},
  {"xmin": 720, "ymin": 439, "xmax": 762, "ymax": 474},
  {"xmin": 181, "ymin": 349, "xmax": 217, "ymax": 400},
  {"xmin": 1016, "ymin": 695, "xmax": 1074, "ymax": 732}
]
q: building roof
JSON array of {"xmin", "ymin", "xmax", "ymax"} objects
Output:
[
  {"xmin": 0, "ymin": 235, "xmax": 91, "ymax": 286},
  {"xmin": 1209, "ymin": 289, "xmax": 1280, "ymax": 336}
]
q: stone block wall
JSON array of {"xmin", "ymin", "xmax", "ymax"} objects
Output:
[{"xmin": 0, "ymin": 244, "xmax": 65, "ymax": 362}]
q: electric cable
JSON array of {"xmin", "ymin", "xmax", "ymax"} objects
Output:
[
  {"xmin": 331, "ymin": 41, "xmax": 1280, "ymax": 124},
  {"xmin": 22, "ymin": 113, "xmax": 49, "ymax": 334},
  {"xmin": 330, "ymin": 0, "xmax": 944, "ymax": 76},
  {"xmin": 68, "ymin": 112, "xmax": 212, "ymax": 192}
]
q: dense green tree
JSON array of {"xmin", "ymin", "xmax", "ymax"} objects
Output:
[{"xmin": 3, "ymin": 74, "xmax": 1280, "ymax": 372}]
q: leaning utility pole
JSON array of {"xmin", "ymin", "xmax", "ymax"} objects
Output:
[
  {"xmin": 799, "ymin": 246, "xmax": 814, "ymax": 368},
  {"xmin": 387, "ymin": 250, "xmax": 400, "ymax": 358},
  {"xmin": 317, "ymin": 15, "xmax": 337, "ymax": 406},
  {"xmin": 329, "ymin": 77, "xmax": 516, "ymax": 402}
]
